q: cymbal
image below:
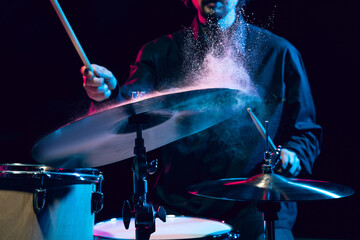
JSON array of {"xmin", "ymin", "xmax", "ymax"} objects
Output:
[
  {"xmin": 188, "ymin": 173, "xmax": 355, "ymax": 202},
  {"xmin": 32, "ymin": 87, "xmax": 258, "ymax": 168}
]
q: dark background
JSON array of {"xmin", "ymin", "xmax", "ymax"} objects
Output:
[{"xmin": 1, "ymin": 0, "xmax": 359, "ymax": 239}]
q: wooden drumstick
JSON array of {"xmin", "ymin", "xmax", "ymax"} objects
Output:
[
  {"xmin": 49, "ymin": 0, "xmax": 93, "ymax": 73},
  {"xmin": 247, "ymin": 108, "xmax": 276, "ymax": 151}
]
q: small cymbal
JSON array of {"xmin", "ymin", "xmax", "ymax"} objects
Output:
[
  {"xmin": 188, "ymin": 173, "xmax": 355, "ymax": 202},
  {"xmin": 32, "ymin": 87, "xmax": 258, "ymax": 168}
]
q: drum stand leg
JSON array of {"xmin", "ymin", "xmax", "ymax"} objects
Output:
[
  {"xmin": 257, "ymin": 202, "xmax": 280, "ymax": 240},
  {"xmin": 122, "ymin": 114, "xmax": 166, "ymax": 240}
]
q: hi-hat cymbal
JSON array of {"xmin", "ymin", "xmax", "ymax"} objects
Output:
[
  {"xmin": 32, "ymin": 87, "xmax": 258, "ymax": 168},
  {"xmin": 188, "ymin": 173, "xmax": 355, "ymax": 202}
]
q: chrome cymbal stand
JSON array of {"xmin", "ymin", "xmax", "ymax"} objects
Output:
[{"xmin": 122, "ymin": 113, "xmax": 166, "ymax": 240}]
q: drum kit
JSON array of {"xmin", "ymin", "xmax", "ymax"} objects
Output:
[
  {"xmin": 0, "ymin": 88, "xmax": 355, "ymax": 240},
  {"xmin": 0, "ymin": 1, "xmax": 354, "ymax": 240}
]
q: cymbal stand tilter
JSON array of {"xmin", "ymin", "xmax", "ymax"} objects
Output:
[
  {"xmin": 122, "ymin": 114, "xmax": 166, "ymax": 240},
  {"xmin": 256, "ymin": 121, "xmax": 281, "ymax": 240}
]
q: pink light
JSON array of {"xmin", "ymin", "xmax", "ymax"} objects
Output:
[
  {"xmin": 189, "ymin": 191, "xmax": 199, "ymax": 195},
  {"xmin": 224, "ymin": 180, "xmax": 248, "ymax": 186},
  {"xmin": 262, "ymin": 190, "xmax": 267, "ymax": 200}
]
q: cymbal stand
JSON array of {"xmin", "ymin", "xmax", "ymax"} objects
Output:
[
  {"xmin": 257, "ymin": 121, "xmax": 281, "ymax": 240},
  {"xmin": 122, "ymin": 114, "xmax": 166, "ymax": 240},
  {"xmin": 257, "ymin": 202, "xmax": 280, "ymax": 240}
]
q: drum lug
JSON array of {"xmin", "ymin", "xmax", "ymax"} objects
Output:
[
  {"xmin": 33, "ymin": 188, "xmax": 47, "ymax": 214},
  {"xmin": 92, "ymin": 172, "xmax": 104, "ymax": 214},
  {"xmin": 92, "ymin": 191, "xmax": 104, "ymax": 214}
]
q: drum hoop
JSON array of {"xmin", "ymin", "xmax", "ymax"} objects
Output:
[{"xmin": 0, "ymin": 163, "xmax": 102, "ymax": 184}]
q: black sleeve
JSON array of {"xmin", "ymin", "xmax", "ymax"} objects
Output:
[
  {"xmin": 87, "ymin": 42, "xmax": 157, "ymax": 112},
  {"xmin": 118, "ymin": 43, "xmax": 158, "ymax": 101},
  {"xmin": 276, "ymin": 47, "xmax": 323, "ymax": 176}
]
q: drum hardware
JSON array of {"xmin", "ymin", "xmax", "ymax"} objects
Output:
[
  {"xmin": 257, "ymin": 121, "xmax": 281, "ymax": 240},
  {"xmin": 147, "ymin": 159, "xmax": 159, "ymax": 175},
  {"xmin": 33, "ymin": 168, "xmax": 46, "ymax": 214},
  {"xmin": 257, "ymin": 202, "xmax": 280, "ymax": 240},
  {"xmin": 30, "ymin": 166, "xmax": 104, "ymax": 214},
  {"xmin": 33, "ymin": 188, "xmax": 46, "ymax": 214},
  {"xmin": 92, "ymin": 172, "xmax": 104, "ymax": 214},
  {"xmin": 247, "ymin": 107, "xmax": 283, "ymax": 172},
  {"xmin": 122, "ymin": 200, "xmax": 132, "ymax": 229},
  {"xmin": 37, "ymin": 1, "xmax": 266, "ymax": 237},
  {"xmin": 0, "ymin": 164, "xmax": 104, "ymax": 240},
  {"xmin": 261, "ymin": 121, "xmax": 281, "ymax": 175},
  {"xmin": 122, "ymin": 113, "xmax": 167, "ymax": 240},
  {"xmin": 188, "ymin": 118, "xmax": 355, "ymax": 240},
  {"xmin": 28, "ymin": 80, "xmax": 353, "ymax": 239}
]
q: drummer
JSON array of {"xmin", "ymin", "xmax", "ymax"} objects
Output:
[{"xmin": 82, "ymin": 1, "xmax": 322, "ymax": 239}]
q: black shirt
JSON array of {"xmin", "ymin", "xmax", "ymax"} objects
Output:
[{"xmin": 118, "ymin": 16, "xmax": 322, "ymax": 239}]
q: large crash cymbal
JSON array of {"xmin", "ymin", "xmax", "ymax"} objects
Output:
[
  {"xmin": 188, "ymin": 173, "xmax": 355, "ymax": 202},
  {"xmin": 32, "ymin": 87, "xmax": 259, "ymax": 168}
]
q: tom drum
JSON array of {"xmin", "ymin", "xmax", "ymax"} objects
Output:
[{"xmin": 0, "ymin": 163, "xmax": 103, "ymax": 240}]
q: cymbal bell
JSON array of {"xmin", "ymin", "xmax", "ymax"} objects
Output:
[
  {"xmin": 188, "ymin": 173, "xmax": 355, "ymax": 202},
  {"xmin": 32, "ymin": 87, "xmax": 259, "ymax": 168}
]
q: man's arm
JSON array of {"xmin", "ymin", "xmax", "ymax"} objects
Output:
[
  {"xmin": 81, "ymin": 43, "xmax": 157, "ymax": 103},
  {"xmin": 276, "ymin": 47, "xmax": 323, "ymax": 177}
]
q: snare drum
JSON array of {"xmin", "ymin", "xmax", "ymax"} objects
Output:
[
  {"xmin": 94, "ymin": 215, "xmax": 238, "ymax": 240},
  {"xmin": 0, "ymin": 163, "xmax": 103, "ymax": 240}
]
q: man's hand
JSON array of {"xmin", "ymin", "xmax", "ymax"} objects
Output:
[
  {"xmin": 81, "ymin": 64, "xmax": 117, "ymax": 102},
  {"xmin": 277, "ymin": 148, "xmax": 301, "ymax": 177}
]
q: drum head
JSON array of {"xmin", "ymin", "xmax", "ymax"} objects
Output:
[{"xmin": 94, "ymin": 216, "xmax": 232, "ymax": 240}]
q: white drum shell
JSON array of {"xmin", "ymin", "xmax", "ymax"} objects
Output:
[{"xmin": 0, "ymin": 164, "xmax": 100, "ymax": 240}]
